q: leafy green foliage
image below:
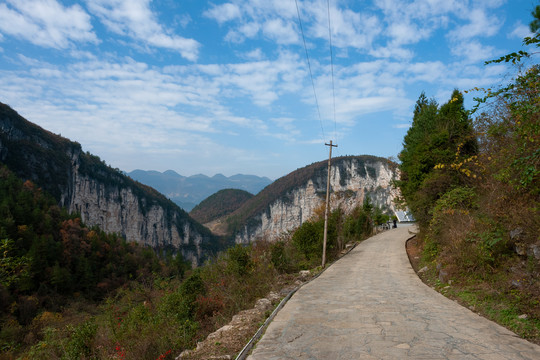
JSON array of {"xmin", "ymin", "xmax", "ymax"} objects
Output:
[
  {"xmin": 397, "ymin": 90, "xmax": 477, "ymax": 228},
  {"xmin": 291, "ymin": 199, "xmax": 388, "ymax": 268},
  {"xmin": 0, "ymin": 165, "xmax": 193, "ymax": 355},
  {"xmin": 343, "ymin": 206, "xmax": 372, "ymax": 241},
  {"xmin": 292, "ymin": 220, "xmax": 324, "ymax": 263},
  {"xmin": 225, "ymin": 245, "xmax": 252, "ymax": 276},
  {"xmin": 404, "ymin": 15, "xmax": 540, "ymax": 342},
  {"xmin": 530, "ymin": 5, "xmax": 540, "ymax": 33}
]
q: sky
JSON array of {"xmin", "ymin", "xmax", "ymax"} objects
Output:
[{"xmin": 0, "ymin": 0, "xmax": 538, "ymax": 180}]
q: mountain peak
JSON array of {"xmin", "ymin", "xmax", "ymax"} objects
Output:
[{"xmin": 163, "ymin": 170, "xmax": 184, "ymax": 178}]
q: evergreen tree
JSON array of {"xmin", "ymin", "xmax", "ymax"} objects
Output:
[{"xmin": 397, "ymin": 90, "xmax": 477, "ymax": 228}]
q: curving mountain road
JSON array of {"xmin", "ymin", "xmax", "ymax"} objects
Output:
[{"xmin": 247, "ymin": 226, "xmax": 540, "ymax": 359}]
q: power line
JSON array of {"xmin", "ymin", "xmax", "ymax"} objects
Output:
[
  {"xmin": 327, "ymin": 0, "xmax": 337, "ymax": 142},
  {"xmin": 294, "ymin": 0, "xmax": 326, "ymax": 142}
]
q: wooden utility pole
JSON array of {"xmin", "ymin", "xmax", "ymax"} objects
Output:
[{"xmin": 322, "ymin": 140, "xmax": 337, "ymax": 268}]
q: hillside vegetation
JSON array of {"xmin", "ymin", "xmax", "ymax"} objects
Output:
[
  {"xmin": 0, "ymin": 165, "xmax": 191, "ymax": 358},
  {"xmin": 0, "ymin": 103, "xmax": 220, "ymax": 258},
  {"xmin": 0, "ymin": 163, "xmax": 386, "ymax": 359},
  {"xmin": 397, "ymin": 25, "xmax": 539, "ymax": 342},
  {"xmin": 189, "ymin": 189, "xmax": 253, "ymax": 224}
]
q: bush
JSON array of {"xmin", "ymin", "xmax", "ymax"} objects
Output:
[
  {"xmin": 225, "ymin": 245, "xmax": 252, "ymax": 276},
  {"xmin": 292, "ymin": 220, "xmax": 323, "ymax": 265},
  {"xmin": 343, "ymin": 207, "xmax": 372, "ymax": 241},
  {"xmin": 64, "ymin": 320, "xmax": 98, "ymax": 360}
]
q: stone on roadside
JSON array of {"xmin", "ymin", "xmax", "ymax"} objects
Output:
[
  {"xmin": 299, "ymin": 270, "xmax": 311, "ymax": 280},
  {"xmin": 255, "ymin": 298, "xmax": 272, "ymax": 311}
]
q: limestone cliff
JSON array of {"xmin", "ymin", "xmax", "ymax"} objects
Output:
[
  {"xmin": 229, "ymin": 156, "xmax": 399, "ymax": 244},
  {"xmin": 0, "ymin": 102, "xmax": 218, "ymax": 264}
]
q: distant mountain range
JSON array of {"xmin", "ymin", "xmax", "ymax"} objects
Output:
[{"xmin": 128, "ymin": 170, "xmax": 272, "ymax": 211}]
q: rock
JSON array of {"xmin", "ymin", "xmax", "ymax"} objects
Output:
[
  {"xmin": 267, "ymin": 291, "xmax": 281, "ymax": 302},
  {"xmin": 418, "ymin": 266, "xmax": 428, "ymax": 274},
  {"xmin": 530, "ymin": 244, "xmax": 540, "ymax": 260},
  {"xmin": 518, "ymin": 314, "xmax": 528, "ymax": 320},
  {"xmin": 299, "ymin": 270, "xmax": 311, "ymax": 280},
  {"xmin": 177, "ymin": 349, "xmax": 193, "ymax": 359},
  {"xmin": 510, "ymin": 280, "xmax": 523, "ymax": 289},
  {"xmin": 254, "ymin": 298, "xmax": 272, "ymax": 311},
  {"xmin": 438, "ymin": 268, "xmax": 449, "ymax": 283},
  {"xmin": 514, "ymin": 243, "xmax": 527, "ymax": 256},
  {"xmin": 510, "ymin": 228, "xmax": 523, "ymax": 240},
  {"xmin": 207, "ymin": 325, "xmax": 234, "ymax": 340},
  {"xmin": 234, "ymin": 157, "xmax": 399, "ymax": 244}
]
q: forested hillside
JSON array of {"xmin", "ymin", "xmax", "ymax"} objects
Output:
[
  {"xmin": 0, "ymin": 162, "xmax": 388, "ymax": 359},
  {"xmin": 189, "ymin": 188, "xmax": 253, "ymax": 224},
  {"xmin": 0, "ymin": 103, "xmax": 221, "ymax": 264},
  {"xmin": 224, "ymin": 155, "xmax": 392, "ymax": 235},
  {"xmin": 397, "ymin": 22, "xmax": 539, "ymax": 341}
]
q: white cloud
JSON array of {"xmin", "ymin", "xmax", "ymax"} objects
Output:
[
  {"xmin": 308, "ymin": 2, "xmax": 383, "ymax": 50},
  {"xmin": 243, "ymin": 48, "xmax": 265, "ymax": 60},
  {"xmin": 406, "ymin": 61, "xmax": 447, "ymax": 83},
  {"xmin": 206, "ymin": 0, "xmax": 383, "ymax": 51},
  {"xmin": 203, "ymin": 3, "xmax": 242, "ymax": 24},
  {"xmin": 509, "ymin": 21, "xmax": 533, "ymax": 39},
  {"xmin": 241, "ymin": 22, "xmax": 261, "ymax": 37},
  {"xmin": 86, "ymin": 0, "xmax": 200, "ymax": 61},
  {"xmin": 451, "ymin": 40, "xmax": 496, "ymax": 63},
  {"xmin": 369, "ymin": 46, "xmax": 414, "ymax": 60},
  {"xmin": 449, "ymin": 8, "xmax": 502, "ymax": 40},
  {"xmin": 0, "ymin": 0, "xmax": 97, "ymax": 48},
  {"xmin": 262, "ymin": 18, "xmax": 299, "ymax": 44}
]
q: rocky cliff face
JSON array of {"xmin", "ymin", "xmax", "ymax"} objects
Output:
[
  {"xmin": 233, "ymin": 156, "xmax": 399, "ymax": 244},
  {"xmin": 66, "ymin": 161, "xmax": 208, "ymax": 264},
  {"xmin": 0, "ymin": 102, "xmax": 216, "ymax": 265}
]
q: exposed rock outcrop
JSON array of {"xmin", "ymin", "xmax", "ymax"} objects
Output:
[
  {"xmin": 230, "ymin": 156, "xmax": 399, "ymax": 244},
  {"xmin": 0, "ymin": 102, "xmax": 217, "ymax": 265}
]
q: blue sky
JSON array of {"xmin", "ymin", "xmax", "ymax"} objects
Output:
[{"xmin": 0, "ymin": 0, "xmax": 537, "ymax": 179}]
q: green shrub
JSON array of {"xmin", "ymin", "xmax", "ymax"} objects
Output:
[
  {"xmin": 343, "ymin": 207, "xmax": 371, "ymax": 241},
  {"xmin": 225, "ymin": 244, "xmax": 252, "ymax": 276},
  {"xmin": 270, "ymin": 241, "xmax": 287, "ymax": 272},
  {"xmin": 63, "ymin": 320, "xmax": 97, "ymax": 360},
  {"xmin": 429, "ymin": 186, "xmax": 477, "ymax": 235},
  {"xmin": 292, "ymin": 220, "xmax": 323, "ymax": 263}
]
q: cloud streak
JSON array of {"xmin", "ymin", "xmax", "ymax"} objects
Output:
[
  {"xmin": 86, "ymin": 0, "xmax": 200, "ymax": 60},
  {"xmin": 0, "ymin": 0, "xmax": 97, "ymax": 48}
]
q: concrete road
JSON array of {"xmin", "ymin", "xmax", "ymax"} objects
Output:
[{"xmin": 247, "ymin": 226, "xmax": 540, "ymax": 360}]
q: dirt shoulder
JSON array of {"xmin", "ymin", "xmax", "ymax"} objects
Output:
[{"xmin": 406, "ymin": 235, "xmax": 540, "ymax": 345}]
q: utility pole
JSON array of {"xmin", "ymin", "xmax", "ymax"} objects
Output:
[{"xmin": 322, "ymin": 140, "xmax": 337, "ymax": 268}]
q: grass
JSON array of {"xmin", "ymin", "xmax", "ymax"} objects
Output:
[{"xmin": 409, "ymin": 236, "xmax": 540, "ymax": 345}]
